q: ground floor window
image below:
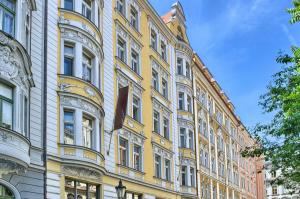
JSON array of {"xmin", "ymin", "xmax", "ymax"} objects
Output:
[
  {"xmin": 126, "ymin": 192, "xmax": 142, "ymax": 199},
  {"xmin": 65, "ymin": 179, "xmax": 100, "ymax": 199},
  {"xmin": 0, "ymin": 184, "xmax": 15, "ymax": 199}
]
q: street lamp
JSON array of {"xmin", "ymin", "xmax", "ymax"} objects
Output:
[{"xmin": 115, "ymin": 179, "xmax": 126, "ymax": 199}]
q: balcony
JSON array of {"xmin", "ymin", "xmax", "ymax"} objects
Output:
[
  {"xmin": 0, "ymin": 127, "xmax": 30, "ymax": 175},
  {"xmin": 58, "ymin": 75, "xmax": 104, "ymax": 108},
  {"xmin": 59, "ymin": 144, "xmax": 105, "ymax": 178}
]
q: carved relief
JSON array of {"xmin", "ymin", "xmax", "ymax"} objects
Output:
[
  {"xmin": 0, "ymin": 161, "xmax": 26, "ymax": 177},
  {"xmin": 62, "ymin": 165, "xmax": 102, "ymax": 180}
]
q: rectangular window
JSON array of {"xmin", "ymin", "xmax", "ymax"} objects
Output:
[
  {"xmin": 63, "ymin": 110, "xmax": 75, "ymax": 145},
  {"xmin": 177, "ymin": 58, "xmax": 183, "ymax": 75},
  {"xmin": 82, "ymin": 115, "xmax": 93, "ymax": 148},
  {"xmin": 272, "ymin": 186, "xmax": 277, "ymax": 195},
  {"xmin": 130, "ymin": 6, "xmax": 138, "ymax": 30},
  {"xmin": 126, "ymin": 192, "xmax": 142, "ymax": 199},
  {"xmin": 163, "ymin": 117, "xmax": 169, "ymax": 140},
  {"xmin": 204, "ymin": 152, "xmax": 209, "ymax": 168},
  {"xmin": 117, "ymin": 37, "xmax": 126, "ymax": 62},
  {"xmin": 210, "ymin": 129, "xmax": 215, "ymax": 144},
  {"xmin": 150, "ymin": 29, "xmax": 157, "ymax": 50},
  {"xmin": 188, "ymin": 130, "xmax": 194, "ymax": 150},
  {"xmin": 65, "ymin": 179, "xmax": 100, "ymax": 199},
  {"xmin": 181, "ymin": 166, "xmax": 187, "ymax": 186},
  {"xmin": 82, "ymin": 0, "xmax": 92, "ymax": 20},
  {"xmin": 119, "ymin": 137, "xmax": 128, "ymax": 166},
  {"xmin": 161, "ymin": 41, "xmax": 167, "ymax": 60},
  {"xmin": 187, "ymin": 95, "xmax": 192, "ymax": 112},
  {"xmin": 132, "ymin": 95, "xmax": 141, "ymax": 122},
  {"xmin": 82, "ymin": 53, "xmax": 92, "ymax": 83},
  {"xmin": 0, "ymin": 0, "xmax": 15, "ymax": 36},
  {"xmin": 152, "ymin": 69, "xmax": 159, "ymax": 90},
  {"xmin": 153, "ymin": 110, "xmax": 160, "ymax": 133},
  {"xmin": 155, "ymin": 154, "xmax": 161, "ymax": 178},
  {"xmin": 190, "ymin": 167, "xmax": 195, "ymax": 187},
  {"xmin": 0, "ymin": 82, "xmax": 13, "ymax": 129},
  {"xmin": 64, "ymin": 44, "xmax": 74, "ymax": 76},
  {"xmin": 162, "ymin": 78, "xmax": 168, "ymax": 99},
  {"xmin": 131, "ymin": 49, "xmax": 139, "ymax": 74},
  {"xmin": 186, "ymin": 62, "xmax": 190, "ymax": 78},
  {"xmin": 117, "ymin": 0, "xmax": 125, "ymax": 15},
  {"xmin": 178, "ymin": 92, "xmax": 184, "ymax": 110},
  {"xmin": 211, "ymin": 157, "xmax": 216, "ymax": 173},
  {"xmin": 180, "ymin": 128, "xmax": 186, "ymax": 148},
  {"xmin": 165, "ymin": 159, "xmax": 171, "ymax": 181},
  {"xmin": 133, "ymin": 144, "xmax": 141, "ymax": 171},
  {"xmin": 64, "ymin": 0, "xmax": 73, "ymax": 10}
]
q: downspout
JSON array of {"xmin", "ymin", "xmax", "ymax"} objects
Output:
[{"xmin": 42, "ymin": 0, "xmax": 48, "ymax": 198}]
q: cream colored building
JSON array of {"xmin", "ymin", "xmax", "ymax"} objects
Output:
[{"xmin": 0, "ymin": 0, "xmax": 264, "ymax": 199}]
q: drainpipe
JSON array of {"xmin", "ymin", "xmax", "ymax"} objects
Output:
[{"xmin": 42, "ymin": 0, "xmax": 48, "ymax": 198}]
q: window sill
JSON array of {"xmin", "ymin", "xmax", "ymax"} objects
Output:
[
  {"xmin": 117, "ymin": 164, "xmax": 145, "ymax": 175},
  {"xmin": 115, "ymin": 56, "xmax": 143, "ymax": 81},
  {"xmin": 153, "ymin": 176, "xmax": 173, "ymax": 184},
  {"xmin": 150, "ymin": 47, "xmax": 169, "ymax": 65},
  {"xmin": 152, "ymin": 131, "xmax": 172, "ymax": 144},
  {"xmin": 59, "ymin": 143, "xmax": 104, "ymax": 159},
  {"xmin": 151, "ymin": 87, "xmax": 171, "ymax": 104}
]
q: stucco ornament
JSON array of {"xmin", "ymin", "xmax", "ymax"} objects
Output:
[
  {"xmin": 0, "ymin": 161, "xmax": 26, "ymax": 177},
  {"xmin": 62, "ymin": 165, "xmax": 102, "ymax": 180}
]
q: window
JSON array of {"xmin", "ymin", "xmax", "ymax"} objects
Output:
[
  {"xmin": 150, "ymin": 29, "xmax": 157, "ymax": 50},
  {"xmin": 203, "ymin": 121, "xmax": 207, "ymax": 137},
  {"xmin": 0, "ymin": 0, "xmax": 15, "ymax": 36},
  {"xmin": 132, "ymin": 95, "xmax": 141, "ymax": 122},
  {"xmin": 82, "ymin": 53, "xmax": 92, "ymax": 83},
  {"xmin": 178, "ymin": 92, "xmax": 184, "ymax": 110},
  {"xmin": 133, "ymin": 145, "xmax": 141, "ymax": 171},
  {"xmin": 187, "ymin": 95, "xmax": 192, "ymax": 112},
  {"xmin": 211, "ymin": 156, "xmax": 216, "ymax": 172},
  {"xmin": 130, "ymin": 6, "xmax": 138, "ymax": 30},
  {"xmin": 82, "ymin": 0, "xmax": 92, "ymax": 20},
  {"xmin": 190, "ymin": 167, "xmax": 195, "ymax": 187},
  {"xmin": 271, "ymin": 171, "xmax": 276, "ymax": 178},
  {"xmin": 0, "ymin": 82, "xmax": 13, "ymax": 129},
  {"xmin": 204, "ymin": 151, "xmax": 209, "ymax": 168},
  {"xmin": 165, "ymin": 159, "xmax": 171, "ymax": 181},
  {"xmin": 117, "ymin": 0, "xmax": 125, "ymax": 15},
  {"xmin": 64, "ymin": 110, "xmax": 75, "ymax": 145},
  {"xmin": 64, "ymin": 44, "xmax": 74, "ymax": 76},
  {"xmin": 153, "ymin": 110, "xmax": 160, "ymax": 133},
  {"xmin": 161, "ymin": 79, "xmax": 168, "ymax": 98},
  {"xmin": 152, "ymin": 69, "xmax": 159, "ymax": 90},
  {"xmin": 188, "ymin": 130, "xmax": 194, "ymax": 150},
  {"xmin": 218, "ymin": 162, "xmax": 225, "ymax": 177},
  {"xmin": 177, "ymin": 58, "xmax": 183, "ymax": 75},
  {"xmin": 163, "ymin": 117, "xmax": 169, "ymax": 139},
  {"xmin": 161, "ymin": 41, "xmax": 167, "ymax": 60},
  {"xmin": 180, "ymin": 128, "xmax": 186, "ymax": 148},
  {"xmin": 155, "ymin": 154, "xmax": 161, "ymax": 178},
  {"xmin": 181, "ymin": 166, "xmax": 187, "ymax": 186},
  {"xmin": 117, "ymin": 37, "xmax": 126, "ymax": 62},
  {"xmin": 82, "ymin": 115, "xmax": 93, "ymax": 148},
  {"xmin": 25, "ymin": 14, "xmax": 30, "ymax": 51},
  {"xmin": 119, "ymin": 137, "xmax": 128, "ymax": 166},
  {"xmin": 126, "ymin": 192, "xmax": 142, "ymax": 199},
  {"xmin": 0, "ymin": 183, "xmax": 14, "ymax": 198},
  {"xmin": 64, "ymin": 0, "xmax": 73, "ymax": 10},
  {"xmin": 23, "ymin": 97, "xmax": 28, "ymax": 136},
  {"xmin": 186, "ymin": 62, "xmax": 190, "ymax": 78},
  {"xmin": 210, "ymin": 129, "xmax": 215, "ymax": 144},
  {"xmin": 272, "ymin": 186, "xmax": 277, "ymax": 195},
  {"xmin": 131, "ymin": 49, "xmax": 139, "ymax": 74},
  {"xmin": 65, "ymin": 179, "xmax": 100, "ymax": 199}
]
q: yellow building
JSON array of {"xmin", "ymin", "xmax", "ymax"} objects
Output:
[{"xmin": 0, "ymin": 0, "xmax": 263, "ymax": 198}]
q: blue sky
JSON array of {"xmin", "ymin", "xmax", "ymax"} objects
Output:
[{"xmin": 149, "ymin": 0, "xmax": 300, "ymax": 127}]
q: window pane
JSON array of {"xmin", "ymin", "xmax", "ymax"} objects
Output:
[
  {"xmin": 3, "ymin": 11, "xmax": 14, "ymax": 35},
  {"xmin": 64, "ymin": 0, "xmax": 73, "ymax": 10},
  {"xmin": 2, "ymin": 100, "xmax": 12, "ymax": 129},
  {"xmin": 76, "ymin": 182, "xmax": 87, "ymax": 199},
  {"xmin": 65, "ymin": 179, "xmax": 75, "ymax": 199},
  {"xmin": 88, "ymin": 185, "xmax": 97, "ymax": 199},
  {"xmin": 64, "ymin": 111, "xmax": 74, "ymax": 144},
  {"xmin": 0, "ymin": 82, "xmax": 12, "ymax": 99},
  {"xmin": 64, "ymin": 58, "xmax": 73, "ymax": 76}
]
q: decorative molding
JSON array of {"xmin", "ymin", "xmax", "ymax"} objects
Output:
[
  {"xmin": 0, "ymin": 161, "xmax": 26, "ymax": 177},
  {"xmin": 62, "ymin": 165, "xmax": 103, "ymax": 180}
]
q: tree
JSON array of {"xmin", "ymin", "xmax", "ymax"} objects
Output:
[{"xmin": 242, "ymin": 1, "xmax": 300, "ymax": 194}]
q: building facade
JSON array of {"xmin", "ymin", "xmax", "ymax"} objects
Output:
[
  {"xmin": 0, "ymin": 0, "xmax": 264, "ymax": 199},
  {"xmin": 265, "ymin": 165, "xmax": 299, "ymax": 199}
]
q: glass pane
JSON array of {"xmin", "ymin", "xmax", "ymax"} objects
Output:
[
  {"xmin": 64, "ymin": 0, "xmax": 73, "ymax": 10},
  {"xmin": 64, "ymin": 58, "xmax": 73, "ymax": 76},
  {"xmin": 65, "ymin": 179, "xmax": 75, "ymax": 199},
  {"xmin": 3, "ymin": 11, "xmax": 14, "ymax": 35},
  {"xmin": 76, "ymin": 182, "xmax": 87, "ymax": 199},
  {"xmin": 2, "ymin": 100, "xmax": 12, "ymax": 129},
  {"xmin": 0, "ymin": 82, "xmax": 12, "ymax": 99},
  {"xmin": 89, "ymin": 185, "xmax": 97, "ymax": 199},
  {"xmin": 0, "ymin": 0, "xmax": 15, "ymax": 11}
]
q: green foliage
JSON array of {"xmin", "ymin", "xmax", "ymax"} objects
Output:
[{"xmin": 242, "ymin": 1, "xmax": 300, "ymax": 193}]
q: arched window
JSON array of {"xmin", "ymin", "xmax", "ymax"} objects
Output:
[{"xmin": 0, "ymin": 184, "xmax": 15, "ymax": 199}]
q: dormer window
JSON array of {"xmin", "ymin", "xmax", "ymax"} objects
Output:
[
  {"xmin": 64, "ymin": 0, "xmax": 74, "ymax": 10},
  {"xmin": 0, "ymin": 0, "xmax": 15, "ymax": 36},
  {"xmin": 130, "ymin": 6, "xmax": 138, "ymax": 30},
  {"xmin": 0, "ymin": 82, "xmax": 13, "ymax": 130},
  {"xmin": 82, "ymin": 0, "xmax": 92, "ymax": 21}
]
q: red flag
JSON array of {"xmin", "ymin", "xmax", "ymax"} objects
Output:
[{"xmin": 113, "ymin": 86, "xmax": 129, "ymax": 131}]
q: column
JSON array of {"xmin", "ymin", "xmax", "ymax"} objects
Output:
[
  {"xmin": 75, "ymin": 43, "xmax": 83, "ymax": 79},
  {"xmin": 75, "ymin": 110, "xmax": 83, "ymax": 146},
  {"xmin": 95, "ymin": 118, "xmax": 100, "ymax": 152},
  {"xmin": 210, "ymin": 179, "xmax": 214, "ymax": 199},
  {"xmin": 94, "ymin": 57, "xmax": 99, "ymax": 88}
]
